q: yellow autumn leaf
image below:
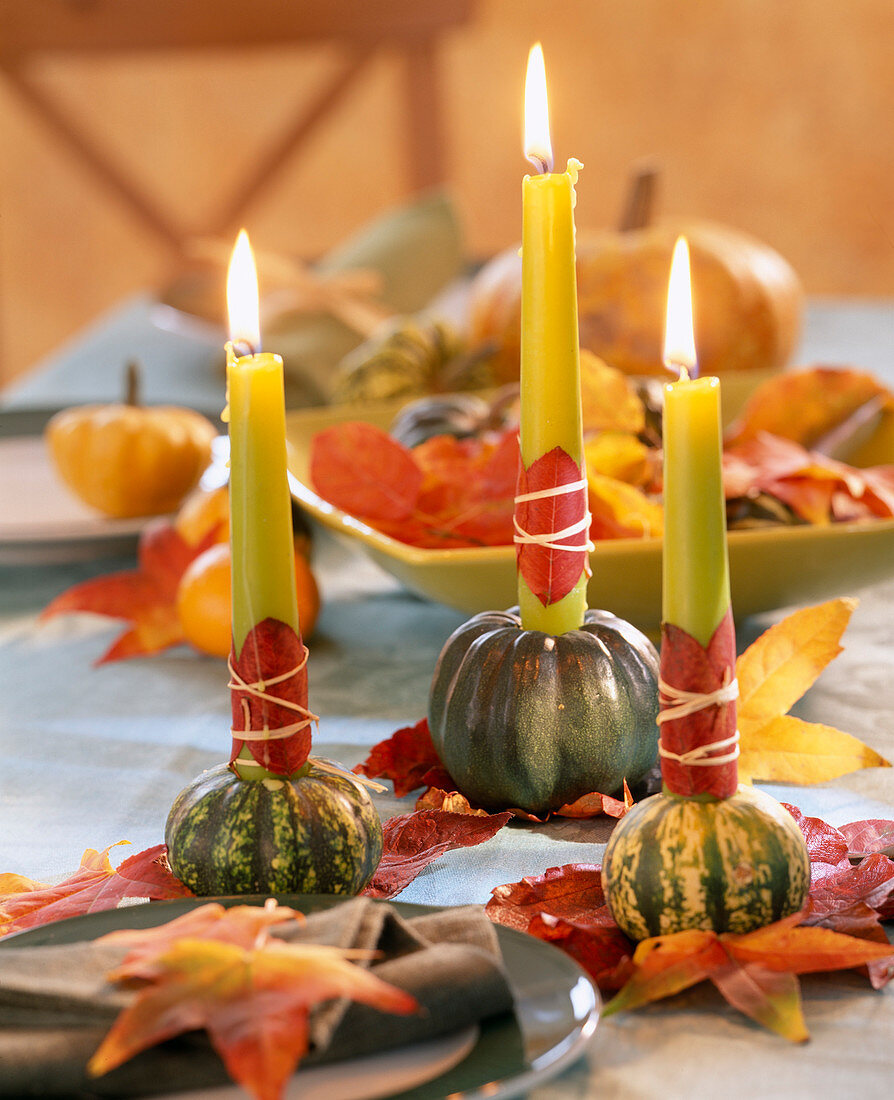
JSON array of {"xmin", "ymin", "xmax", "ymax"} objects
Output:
[
  {"xmin": 584, "ymin": 432, "xmax": 656, "ymax": 488},
  {"xmin": 579, "ymin": 351, "xmax": 645, "ymax": 435},
  {"xmin": 738, "ymin": 714, "xmax": 890, "ymax": 785},
  {"xmin": 736, "ymin": 598, "xmax": 858, "ymax": 736}
]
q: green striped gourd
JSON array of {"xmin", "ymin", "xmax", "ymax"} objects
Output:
[
  {"xmin": 165, "ymin": 761, "xmax": 382, "ymax": 897},
  {"xmin": 601, "ymin": 784, "xmax": 810, "ymax": 940}
]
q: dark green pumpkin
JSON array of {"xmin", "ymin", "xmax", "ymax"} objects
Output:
[
  {"xmin": 428, "ymin": 607, "xmax": 660, "ymax": 814},
  {"xmin": 165, "ymin": 760, "xmax": 382, "ymax": 897},
  {"xmin": 601, "ymin": 785, "xmax": 811, "ymax": 940}
]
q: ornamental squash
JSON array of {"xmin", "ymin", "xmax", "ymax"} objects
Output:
[
  {"xmin": 46, "ymin": 363, "xmax": 217, "ymax": 518},
  {"xmin": 601, "ymin": 785, "xmax": 810, "ymax": 940},
  {"xmin": 428, "ymin": 607, "xmax": 660, "ymax": 814},
  {"xmin": 469, "ymin": 170, "xmax": 803, "ymax": 384},
  {"xmin": 165, "ymin": 761, "xmax": 382, "ymax": 897}
]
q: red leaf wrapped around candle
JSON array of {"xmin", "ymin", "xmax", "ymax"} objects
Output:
[
  {"xmin": 658, "ymin": 606, "xmax": 738, "ymax": 799},
  {"xmin": 229, "ymin": 617, "xmax": 314, "ymax": 777},
  {"xmin": 515, "ymin": 445, "xmax": 590, "ymax": 606}
]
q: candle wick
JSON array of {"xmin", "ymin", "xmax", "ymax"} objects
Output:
[
  {"xmin": 232, "ymin": 338, "xmax": 259, "ymax": 357},
  {"xmin": 526, "ymin": 152, "xmax": 553, "ymax": 175}
]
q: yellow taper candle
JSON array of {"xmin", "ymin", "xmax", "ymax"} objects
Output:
[
  {"xmin": 661, "ymin": 237, "xmax": 730, "ymax": 647},
  {"xmin": 518, "ymin": 43, "xmax": 587, "ymax": 634},
  {"xmin": 225, "ymin": 230, "xmax": 299, "ymax": 654}
]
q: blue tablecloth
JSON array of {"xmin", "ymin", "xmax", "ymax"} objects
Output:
[{"xmin": 1, "ymin": 299, "xmax": 893, "ymax": 1098}]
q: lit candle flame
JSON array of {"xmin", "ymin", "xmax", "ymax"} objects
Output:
[
  {"xmin": 524, "ymin": 43, "xmax": 553, "ymax": 173},
  {"xmin": 227, "ymin": 229, "xmax": 261, "ymax": 353},
  {"xmin": 663, "ymin": 236, "xmax": 697, "ymax": 379}
]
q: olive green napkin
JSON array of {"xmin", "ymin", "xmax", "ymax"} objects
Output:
[
  {"xmin": 263, "ymin": 190, "xmax": 465, "ymax": 407},
  {"xmin": 0, "ymin": 897, "xmax": 514, "ymax": 1097}
]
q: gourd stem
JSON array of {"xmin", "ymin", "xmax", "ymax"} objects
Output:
[
  {"xmin": 125, "ymin": 360, "xmax": 141, "ymax": 407},
  {"xmin": 618, "ymin": 165, "xmax": 658, "ymax": 232}
]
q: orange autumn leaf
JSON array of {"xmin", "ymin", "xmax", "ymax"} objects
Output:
[
  {"xmin": 725, "ymin": 366, "xmax": 894, "ymax": 451},
  {"xmin": 735, "ymin": 598, "xmax": 889, "ymax": 783},
  {"xmin": 0, "ymin": 843, "xmax": 191, "ymax": 937},
  {"xmin": 579, "ymin": 351, "xmax": 645, "ymax": 435},
  {"xmin": 89, "ymin": 930, "xmax": 418, "ymax": 1100},
  {"xmin": 98, "ymin": 901, "xmax": 303, "ymax": 973},
  {"xmin": 602, "ymin": 914, "xmax": 894, "ymax": 1041}
]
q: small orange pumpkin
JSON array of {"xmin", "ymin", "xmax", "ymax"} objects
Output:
[{"xmin": 46, "ymin": 363, "xmax": 217, "ymax": 518}]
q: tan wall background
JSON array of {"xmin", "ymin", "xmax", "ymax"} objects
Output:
[{"xmin": 1, "ymin": 0, "xmax": 892, "ymax": 387}]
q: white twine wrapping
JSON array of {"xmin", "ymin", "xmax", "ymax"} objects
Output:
[
  {"xmin": 228, "ymin": 648, "xmax": 318, "ymax": 743},
  {"xmin": 656, "ymin": 673, "xmax": 740, "ymax": 767},
  {"xmin": 513, "ymin": 477, "xmax": 595, "ymax": 553}
]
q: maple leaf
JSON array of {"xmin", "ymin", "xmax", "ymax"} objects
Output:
[
  {"xmin": 89, "ymin": 926, "xmax": 418, "ymax": 1100},
  {"xmin": 364, "ymin": 809, "xmax": 511, "ymax": 899},
  {"xmin": 736, "ymin": 598, "xmax": 891, "ymax": 784},
  {"xmin": 0, "ymin": 843, "xmax": 192, "ymax": 937},
  {"xmin": 353, "ymin": 718, "xmax": 442, "ymax": 797},
  {"xmin": 97, "ymin": 900, "xmax": 303, "ymax": 973},
  {"xmin": 40, "ymin": 520, "xmax": 210, "ymax": 663},
  {"xmin": 602, "ymin": 915, "xmax": 894, "ymax": 1041}
]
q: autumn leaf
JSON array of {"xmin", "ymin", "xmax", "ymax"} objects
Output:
[
  {"xmin": 579, "ymin": 351, "xmax": 646, "ymax": 435},
  {"xmin": 415, "ymin": 787, "xmax": 494, "ymax": 815},
  {"xmin": 602, "ymin": 915, "xmax": 894, "ymax": 1041},
  {"xmin": 90, "ymin": 927, "xmax": 417, "ymax": 1100},
  {"xmin": 365, "ymin": 809, "xmax": 511, "ymax": 899},
  {"xmin": 782, "ymin": 804, "xmax": 850, "ymax": 866},
  {"xmin": 353, "ymin": 718, "xmax": 442, "ymax": 798},
  {"xmin": 735, "ymin": 598, "xmax": 890, "ymax": 784},
  {"xmin": 725, "ymin": 366, "xmax": 893, "ymax": 451},
  {"xmin": 738, "ymin": 714, "xmax": 889, "ymax": 785},
  {"xmin": 839, "ymin": 819, "xmax": 894, "ymax": 860},
  {"xmin": 40, "ymin": 519, "xmax": 211, "ymax": 663},
  {"xmin": 97, "ymin": 900, "xmax": 303, "ymax": 973},
  {"xmin": 587, "ymin": 472, "xmax": 664, "ymax": 539},
  {"xmin": 309, "ymin": 422, "xmax": 423, "ymax": 522},
  {"xmin": 0, "ymin": 843, "xmax": 192, "ymax": 937},
  {"xmin": 487, "ymin": 863, "xmax": 611, "ymax": 933}
]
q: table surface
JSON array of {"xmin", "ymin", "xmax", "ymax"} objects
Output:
[{"xmin": 1, "ymin": 298, "xmax": 893, "ymax": 1099}]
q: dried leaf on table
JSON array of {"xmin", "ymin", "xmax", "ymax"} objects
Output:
[
  {"xmin": 725, "ymin": 366, "xmax": 894, "ymax": 450},
  {"xmin": 364, "ymin": 809, "xmax": 511, "ymax": 900},
  {"xmin": 353, "ymin": 717, "xmax": 442, "ymax": 798},
  {"xmin": 737, "ymin": 714, "xmax": 889, "ymax": 785},
  {"xmin": 40, "ymin": 519, "xmax": 211, "ymax": 663},
  {"xmin": 415, "ymin": 787, "xmax": 493, "ymax": 816},
  {"xmin": 838, "ymin": 819, "xmax": 894, "ymax": 859},
  {"xmin": 89, "ymin": 915, "xmax": 417, "ymax": 1100},
  {"xmin": 734, "ymin": 598, "xmax": 890, "ymax": 783},
  {"xmin": 602, "ymin": 914, "xmax": 894, "ymax": 1040},
  {"xmin": 781, "ymin": 804, "xmax": 850, "ymax": 866},
  {"xmin": 0, "ymin": 843, "xmax": 192, "ymax": 937}
]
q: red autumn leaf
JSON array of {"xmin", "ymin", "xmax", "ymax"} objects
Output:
[
  {"xmin": 230, "ymin": 618, "xmax": 313, "ymax": 777},
  {"xmin": 353, "ymin": 718, "xmax": 442, "ymax": 798},
  {"xmin": 364, "ymin": 809, "xmax": 511, "ymax": 900},
  {"xmin": 40, "ymin": 519, "xmax": 212, "ymax": 663},
  {"xmin": 838, "ymin": 818, "xmax": 894, "ymax": 859},
  {"xmin": 659, "ymin": 610, "xmax": 738, "ymax": 799},
  {"xmin": 515, "ymin": 446, "xmax": 590, "ymax": 606},
  {"xmin": 0, "ymin": 843, "xmax": 192, "ymax": 937},
  {"xmin": 486, "ymin": 863, "xmax": 612, "ymax": 933},
  {"xmin": 90, "ymin": 923, "xmax": 417, "ymax": 1100},
  {"xmin": 806, "ymin": 852, "xmax": 894, "ymax": 921},
  {"xmin": 526, "ymin": 912, "xmax": 634, "ymax": 992},
  {"xmin": 310, "ymin": 422, "xmax": 423, "ymax": 522},
  {"xmin": 783, "ymin": 803, "xmax": 850, "ymax": 866}
]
